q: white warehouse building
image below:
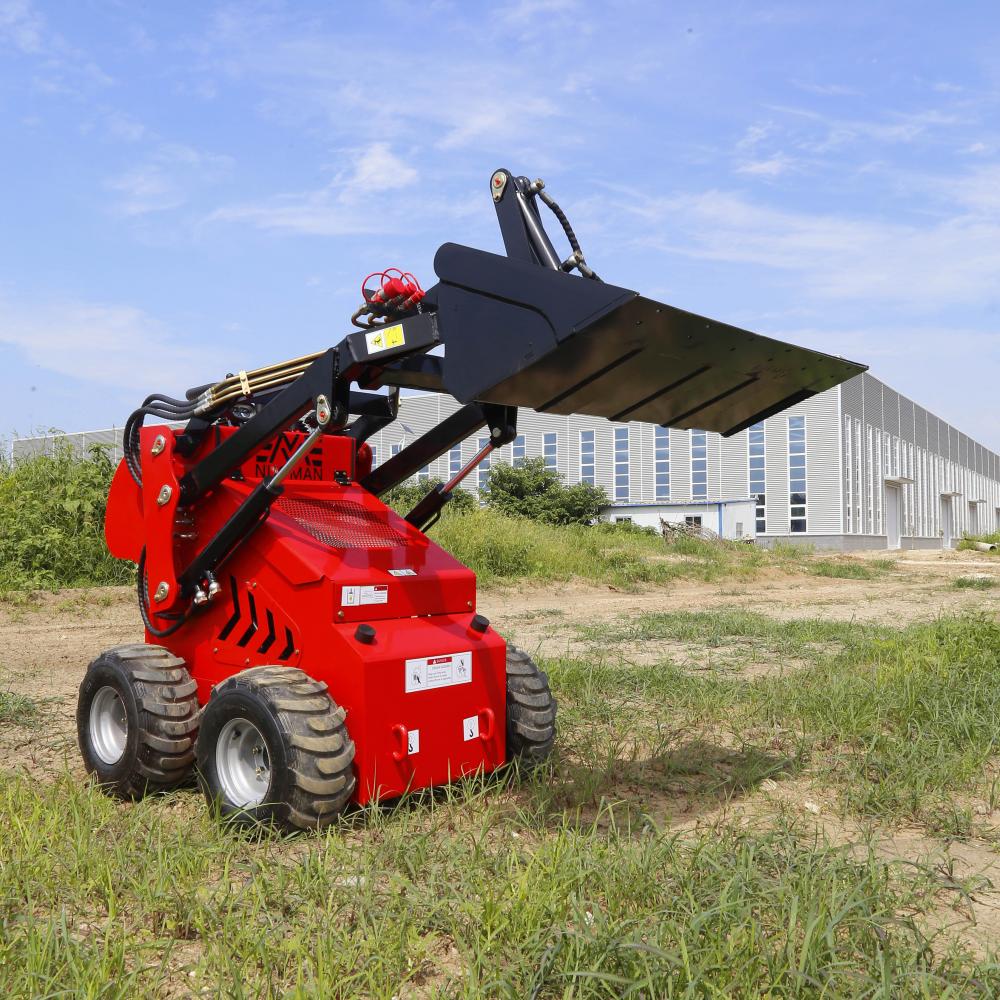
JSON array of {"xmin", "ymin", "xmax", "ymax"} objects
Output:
[
  {"xmin": 12, "ymin": 373, "xmax": 999, "ymax": 550},
  {"xmin": 364, "ymin": 372, "xmax": 1000, "ymax": 550}
]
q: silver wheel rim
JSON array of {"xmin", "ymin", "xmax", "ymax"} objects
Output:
[
  {"xmin": 216, "ymin": 717, "xmax": 271, "ymax": 808},
  {"xmin": 90, "ymin": 686, "xmax": 128, "ymax": 765}
]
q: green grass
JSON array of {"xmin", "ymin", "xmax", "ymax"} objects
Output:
[
  {"xmin": 808, "ymin": 558, "xmax": 894, "ymax": 580},
  {"xmin": 432, "ymin": 508, "xmax": 800, "ymax": 588},
  {"xmin": 576, "ymin": 608, "xmax": 880, "ymax": 654},
  {"xmin": 549, "ymin": 613, "xmax": 1000, "ymax": 826},
  {"xmin": 0, "ymin": 774, "xmax": 993, "ymax": 998},
  {"xmin": 0, "ymin": 690, "xmax": 37, "ymax": 724},
  {"xmin": 953, "ymin": 576, "xmax": 997, "ymax": 590}
]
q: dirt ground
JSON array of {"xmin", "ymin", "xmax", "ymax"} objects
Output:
[{"xmin": 2, "ymin": 547, "xmax": 999, "ymax": 957}]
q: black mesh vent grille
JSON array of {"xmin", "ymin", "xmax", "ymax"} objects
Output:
[{"xmin": 273, "ymin": 497, "xmax": 407, "ymax": 549}]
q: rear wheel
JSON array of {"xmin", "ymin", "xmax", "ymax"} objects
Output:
[
  {"xmin": 77, "ymin": 644, "xmax": 199, "ymax": 798},
  {"xmin": 505, "ymin": 646, "xmax": 556, "ymax": 766},
  {"xmin": 195, "ymin": 667, "xmax": 356, "ymax": 832}
]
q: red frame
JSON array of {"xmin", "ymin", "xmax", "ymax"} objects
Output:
[{"xmin": 106, "ymin": 425, "xmax": 507, "ymax": 804}]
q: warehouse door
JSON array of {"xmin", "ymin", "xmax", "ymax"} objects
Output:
[
  {"xmin": 885, "ymin": 484, "xmax": 901, "ymax": 550},
  {"xmin": 940, "ymin": 497, "xmax": 953, "ymax": 549}
]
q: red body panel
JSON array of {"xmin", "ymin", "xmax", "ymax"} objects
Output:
[{"xmin": 104, "ymin": 424, "xmax": 507, "ymax": 803}]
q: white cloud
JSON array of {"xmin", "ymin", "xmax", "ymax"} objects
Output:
[
  {"xmin": 340, "ymin": 143, "xmax": 418, "ymax": 200},
  {"xmin": 791, "ymin": 80, "xmax": 861, "ymax": 97},
  {"xmin": 0, "ymin": 0, "xmax": 43, "ymax": 54},
  {"xmin": 735, "ymin": 154, "xmax": 795, "ymax": 177},
  {"xmin": 0, "ymin": 298, "xmax": 229, "ymax": 392},
  {"xmin": 619, "ymin": 182, "xmax": 1000, "ymax": 307},
  {"xmin": 207, "ymin": 142, "xmax": 422, "ymax": 236},
  {"xmin": 106, "ymin": 143, "xmax": 232, "ymax": 216}
]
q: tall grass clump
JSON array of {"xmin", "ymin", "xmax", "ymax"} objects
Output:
[
  {"xmin": 0, "ymin": 444, "xmax": 132, "ymax": 593},
  {"xmin": 432, "ymin": 508, "xmax": 773, "ymax": 587}
]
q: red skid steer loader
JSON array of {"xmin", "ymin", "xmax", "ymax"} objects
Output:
[{"xmin": 79, "ymin": 169, "xmax": 865, "ymax": 831}]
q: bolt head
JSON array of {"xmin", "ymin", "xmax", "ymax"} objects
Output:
[
  {"xmin": 153, "ymin": 581, "xmax": 169, "ymax": 603},
  {"xmin": 156, "ymin": 485, "xmax": 173, "ymax": 506},
  {"xmin": 151, "ymin": 435, "xmax": 166, "ymax": 456}
]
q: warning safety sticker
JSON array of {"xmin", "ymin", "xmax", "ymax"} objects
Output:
[
  {"xmin": 405, "ymin": 651, "xmax": 473, "ymax": 694},
  {"xmin": 341, "ymin": 584, "xmax": 389, "ymax": 607},
  {"xmin": 365, "ymin": 324, "xmax": 405, "ymax": 355}
]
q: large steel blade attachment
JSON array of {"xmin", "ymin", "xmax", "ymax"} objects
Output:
[{"xmin": 428, "ymin": 243, "xmax": 866, "ymax": 436}]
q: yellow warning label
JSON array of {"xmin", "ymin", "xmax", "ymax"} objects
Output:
[{"xmin": 365, "ymin": 324, "xmax": 406, "ymax": 354}]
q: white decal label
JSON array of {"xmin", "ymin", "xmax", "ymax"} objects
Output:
[
  {"xmin": 388, "ymin": 568, "xmax": 416, "ymax": 577},
  {"xmin": 408, "ymin": 729, "xmax": 420, "ymax": 755},
  {"xmin": 463, "ymin": 715, "xmax": 480, "ymax": 741},
  {"xmin": 405, "ymin": 651, "xmax": 472, "ymax": 693},
  {"xmin": 341, "ymin": 585, "xmax": 388, "ymax": 607}
]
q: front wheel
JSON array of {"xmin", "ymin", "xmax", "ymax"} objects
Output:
[
  {"xmin": 505, "ymin": 646, "xmax": 557, "ymax": 766},
  {"xmin": 195, "ymin": 666, "xmax": 356, "ymax": 832}
]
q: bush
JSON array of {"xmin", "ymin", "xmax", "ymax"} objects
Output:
[
  {"xmin": 0, "ymin": 444, "xmax": 133, "ymax": 592},
  {"xmin": 481, "ymin": 457, "xmax": 607, "ymax": 525},
  {"xmin": 383, "ymin": 478, "xmax": 476, "ymax": 516}
]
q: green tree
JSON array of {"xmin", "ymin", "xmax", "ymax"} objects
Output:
[
  {"xmin": 481, "ymin": 457, "xmax": 607, "ymax": 525},
  {"xmin": 383, "ymin": 478, "xmax": 476, "ymax": 516}
]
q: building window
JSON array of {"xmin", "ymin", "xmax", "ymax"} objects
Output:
[
  {"xmin": 655, "ymin": 426, "xmax": 670, "ymax": 501},
  {"xmin": 749, "ymin": 422, "xmax": 765, "ymax": 533},
  {"xmin": 691, "ymin": 429, "xmax": 707, "ymax": 501},
  {"xmin": 789, "ymin": 415, "xmax": 806, "ymax": 532},
  {"xmin": 685, "ymin": 515, "xmax": 702, "ymax": 527},
  {"xmin": 417, "ymin": 464, "xmax": 430, "ymax": 482},
  {"xmin": 449, "ymin": 444, "xmax": 462, "ymax": 479},
  {"xmin": 391, "ymin": 443, "xmax": 402, "ymax": 458},
  {"xmin": 370, "ymin": 445, "xmax": 378, "ymax": 468},
  {"xmin": 579, "ymin": 430, "xmax": 595, "ymax": 485},
  {"xmin": 543, "ymin": 432, "xmax": 558, "ymax": 471},
  {"xmin": 512, "ymin": 435, "xmax": 525, "ymax": 468},
  {"xmin": 853, "ymin": 420, "xmax": 862, "ymax": 532},
  {"xmin": 614, "ymin": 427, "xmax": 630, "ymax": 501},
  {"xmin": 866, "ymin": 425, "xmax": 874, "ymax": 534},
  {"xmin": 844, "ymin": 416, "xmax": 852, "ymax": 533},
  {"xmin": 477, "ymin": 436, "xmax": 491, "ymax": 491}
]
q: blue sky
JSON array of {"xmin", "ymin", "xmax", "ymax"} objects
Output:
[{"xmin": 1, "ymin": 1, "xmax": 998, "ymax": 448}]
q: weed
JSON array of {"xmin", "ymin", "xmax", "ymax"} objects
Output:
[
  {"xmin": 0, "ymin": 690, "xmax": 38, "ymax": 724},
  {"xmin": 809, "ymin": 559, "xmax": 888, "ymax": 580},
  {"xmin": 953, "ymin": 576, "xmax": 997, "ymax": 590}
]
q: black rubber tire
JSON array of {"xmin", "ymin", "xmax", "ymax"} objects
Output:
[
  {"xmin": 77, "ymin": 644, "xmax": 199, "ymax": 798},
  {"xmin": 195, "ymin": 666, "xmax": 356, "ymax": 832},
  {"xmin": 505, "ymin": 646, "xmax": 557, "ymax": 766}
]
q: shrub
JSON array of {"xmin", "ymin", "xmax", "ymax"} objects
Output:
[
  {"xmin": 481, "ymin": 457, "xmax": 607, "ymax": 526},
  {"xmin": 0, "ymin": 444, "xmax": 133, "ymax": 592}
]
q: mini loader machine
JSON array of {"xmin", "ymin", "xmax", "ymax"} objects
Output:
[{"xmin": 80, "ymin": 168, "xmax": 865, "ymax": 830}]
